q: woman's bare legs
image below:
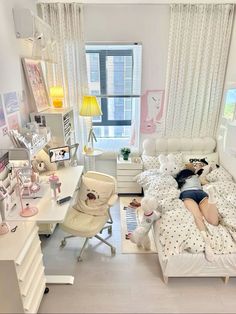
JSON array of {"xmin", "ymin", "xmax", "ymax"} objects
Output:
[
  {"xmin": 184, "ymin": 199, "xmax": 206, "ymax": 231},
  {"xmin": 183, "ymin": 199, "xmax": 215, "ymax": 262},
  {"xmin": 199, "ymin": 198, "xmax": 219, "ymax": 226}
]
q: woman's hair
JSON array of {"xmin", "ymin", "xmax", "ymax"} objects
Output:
[{"xmin": 175, "ymin": 169, "xmax": 195, "ymax": 189}]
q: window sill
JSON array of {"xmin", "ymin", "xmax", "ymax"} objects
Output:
[{"xmin": 94, "ymin": 138, "xmax": 139, "ymax": 160}]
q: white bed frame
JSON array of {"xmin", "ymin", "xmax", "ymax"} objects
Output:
[{"xmin": 142, "ymin": 136, "xmax": 236, "ymax": 284}]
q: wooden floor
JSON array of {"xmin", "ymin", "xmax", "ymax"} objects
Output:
[{"xmin": 39, "ymin": 198, "xmax": 236, "ymax": 313}]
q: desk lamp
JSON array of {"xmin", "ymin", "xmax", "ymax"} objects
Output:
[
  {"xmin": 79, "ymin": 96, "xmax": 102, "ymax": 152},
  {"xmin": 50, "ymin": 86, "xmax": 64, "ymax": 108}
]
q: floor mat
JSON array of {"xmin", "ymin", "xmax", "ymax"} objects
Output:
[{"xmin": 120, "ymin": 196, "xmax": 157, "ymax": 254}]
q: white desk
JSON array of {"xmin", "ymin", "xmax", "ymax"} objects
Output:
[{"xmin": 7, "ymin": 165, "xmax": 84, "ymax": 285}]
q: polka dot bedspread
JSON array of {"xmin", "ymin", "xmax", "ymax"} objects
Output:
[{"xmin": 136, "ymin": 167, "xmax": 236, "ymax": 260}]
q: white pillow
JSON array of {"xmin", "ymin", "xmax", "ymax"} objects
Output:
[
  {"xmin": 172, "ymin": 152, "xmax": 183, "ymax": 168},
  {"xmin": 206, "ymin": 167, "xmax": 233, "ymax": 182},
  {"xmin": 142, "ymin": 152, "xmax": 183, "ymax": 170},
  {"xmin": 182, "ymin": 152, "xmax": 218, "ymax": 164},
  {"xmin": 142, "ymin": 155, "xmax": 160, "ymax": 170}
]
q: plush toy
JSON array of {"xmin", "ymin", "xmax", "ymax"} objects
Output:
[
  {"xmin": 158, "ymin": 154, "xmax": 179, "ymax": 177},
  {"xmin": 128, "ymin": 196, "xmax": 161, "ymax": 250},
  {"xmin": 185, "ymin": 160, "xmax": 219, "ymax": 185}
]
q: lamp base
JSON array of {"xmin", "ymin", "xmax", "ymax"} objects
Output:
[
  {"xmin": 20, "ymin": 204, "xmax": 38, "ymax": 217},
  {"xmin": 87, "ymin": 127, "xmax": 97, "ymax": 152},
  {"xmin": 52, "ymin": 99, "xmax": 63, "ymax": 108},
  {"xmin": 0, "ymin": 222, "xmax": 10, "ymax": 235}
]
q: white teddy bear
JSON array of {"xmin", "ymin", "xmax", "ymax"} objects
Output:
[
  {"xmin": 128, "ymin": 196, "xmax": 161, "ymax": 250},
  {"xmin": 158, "ymin": 153, "xmax": 179, "ymax": 177}
]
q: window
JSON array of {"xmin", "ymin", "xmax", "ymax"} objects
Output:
[
  {"xmin": 223, "ymin": 87, "xmax": 236, "ymax": 120},
  {"xmin": 86, "ymin": 44, "xmax": 142, "ymax": 151}
]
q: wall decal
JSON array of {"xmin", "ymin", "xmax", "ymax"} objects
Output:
[
  {"xmin": 3, "ymin": 91, "xmax": 19, "ymax": 114},
  {"xmin": 140, "ymin": 90, "xmax": 165, "ymax": 134},
  {"xmin": 0, "ymin": 95, "xmax": 6, "ymax": 127},
  {"xmin": 2, "ymin": 126, "xmax": 8, "ymax": 136}
]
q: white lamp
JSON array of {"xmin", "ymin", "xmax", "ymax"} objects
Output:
[{"xmin": 79, "ymin": 96, "xmax": 102, "ymax": 151}]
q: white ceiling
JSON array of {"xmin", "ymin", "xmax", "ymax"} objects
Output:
[{"xmin": 36, "ymin": 0, "xmax": 236, "ymax": 4}]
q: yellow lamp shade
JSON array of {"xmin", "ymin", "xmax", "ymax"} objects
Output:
[
  {"xmin": 80, "ymin": 96, "xmax": 102, "ymax": 117},
  {"xmin": 50, "ymin": 86, "xmax": 64, "ymax": 108}
]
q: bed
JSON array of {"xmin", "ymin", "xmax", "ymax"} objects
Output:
[{"xmin": 138, "ymin": 137, "xmax": 236, "ymax": 283}]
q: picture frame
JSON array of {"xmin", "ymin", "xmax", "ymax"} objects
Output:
[{"xmin": 22, "ymin": 58, "xmax": 50, "ymax": 112}]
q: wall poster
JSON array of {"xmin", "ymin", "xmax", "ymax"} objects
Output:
[
  {"xmin": 22, "ymin": 58, "xmax": 50, "ymax": 112},
  {"xmin": 140, "ymin": 89, "xmax": 165, "ymax": 134}
]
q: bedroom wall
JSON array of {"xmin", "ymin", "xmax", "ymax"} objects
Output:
[
  {"xmin": 83, "ymin": 4, "xmax": 170, "ymax": 175},
  {"xmin": 0, "ymin": 0, "xmax": 36, "ymax": 149},
  {"xmin": 217, "ymin": 16, "xmax": 236, "ymax": 181}
]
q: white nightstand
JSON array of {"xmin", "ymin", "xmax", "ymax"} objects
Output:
[{"xmin": 117, "ymin": 156, "xmax": 143, "ymax": 194}]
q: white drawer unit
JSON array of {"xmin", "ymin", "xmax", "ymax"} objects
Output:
[
  {"xmin": 117, "ymin": 157, "xmax": 143, "ymax": 194},
  {"xmin": 0, "ymin": 222, "xmax": 46, "ymax": 313}
]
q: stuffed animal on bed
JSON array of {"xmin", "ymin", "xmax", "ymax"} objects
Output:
[
  {"xmin": 158, "ymin": 154, "xmax": 179, "ymax": 177},
  {"xmin": 185, "ymin": 159, "xmax": 219, "ymax": 185},
  {"xmin": 128, "ymin": 196, "xmax": 161, "ymax": 250}
]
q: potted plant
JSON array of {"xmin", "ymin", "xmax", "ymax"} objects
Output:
[{"xmin": 120, "ymin": 147, "xmax": 131, "ymax": 161}]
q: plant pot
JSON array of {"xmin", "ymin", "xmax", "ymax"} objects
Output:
[{"xmin": 122, "ymin": 154, "xmax": 130, "ymax": 161}]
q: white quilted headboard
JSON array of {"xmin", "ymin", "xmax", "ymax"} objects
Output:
[{"xmin": 142, "ymin": 137, "xmax": 216, "ymax": 156}]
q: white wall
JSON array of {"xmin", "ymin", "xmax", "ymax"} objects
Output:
[
  {"xmin": 217, "ymin": 17, "xmax": 236, "ymax": 180},
  {"xmin": 84, "ymin": 4, "xmax": 169, "ymax": 93},
  {"xmin": 83, "ymin": 4, "xmax": 170, "ymax": 175},
  {"xmin": 0, "ymin": 0, "xmax": 36, "ymax": 148}
]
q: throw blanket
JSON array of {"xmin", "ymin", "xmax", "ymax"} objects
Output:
[{"xmin": 136, "ymin": 168, "xmax": 236, "ymax": 260}]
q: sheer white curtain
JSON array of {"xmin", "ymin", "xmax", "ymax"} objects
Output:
[
  {"xmin": 38, "ymin": 2, "xmax": 88, "ymax": 154},
  {"xmin": 164, "ymin": 4, "xmax": 234, "ymax": 138}
]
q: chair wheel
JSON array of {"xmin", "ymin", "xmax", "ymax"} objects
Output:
[
  {"xmin": 60, "ymin": 240, "xmax": 66, "ymax": 248},
  {"xmin": 44, "ymin": 287, "xmax": 50, "ymax": 294},
  {"xmin": 77, "ymin": 256, "xmax": 83, "ymax": 262},
  {"xmin": 45, "ymin": 234, "xmax": 51, "ymax": 238},
  {"xmin": 108, "ymin": 226, "xmax": 112, "ymax": 235},
  {"xmin": 111, "ymin": 247, "xmax": 116, "ymax": 255}
]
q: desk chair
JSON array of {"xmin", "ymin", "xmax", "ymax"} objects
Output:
[{"xmin": 60, "ymin": 171, "xmax": 118, "ymax": 261}]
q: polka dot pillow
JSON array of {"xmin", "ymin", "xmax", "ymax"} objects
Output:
[
  {"xmin": 206, "ymin": 166, "xmax": 233, "ymax": 182},
  {"xmin": 142, "ymin": 152, "xmax": 183, "ymax": 170},
  {"xmin": 142, "ymin": 155, "xmax": 160, "ymax": 170}
]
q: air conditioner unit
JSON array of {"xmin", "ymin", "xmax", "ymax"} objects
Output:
[{"xmin": 12, "ymin": 8, "xmax": 51, "ymax": 40}]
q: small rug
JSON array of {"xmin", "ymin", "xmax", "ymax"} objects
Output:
[{"xmin": 120, "ymin": 197, "xmax": 157, "ymax": 254}]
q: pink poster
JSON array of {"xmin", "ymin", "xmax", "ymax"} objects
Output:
[{"xmin": 140, "ymin": 90, "xmax": 165, "ymax": 134}]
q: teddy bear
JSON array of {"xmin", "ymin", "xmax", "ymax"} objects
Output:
[
  {"xmin": 158, "ymin": 153, "xmax": 179, "ymax": 177},
  {"xmin": 127, "ymin": 196, "xmax": 161, "ymax": 250}
]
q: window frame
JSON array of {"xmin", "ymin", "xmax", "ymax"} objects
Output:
[{"xmin": 86, "ymin": 49, "xmax": 138, "ymax": 127}]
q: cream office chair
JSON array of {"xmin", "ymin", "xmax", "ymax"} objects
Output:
[{"xmin": 60, "ymin": 171, "xmax": 118, "ymax": 261}]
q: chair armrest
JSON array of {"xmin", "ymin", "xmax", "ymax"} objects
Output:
[{"xmin": 108, "ymin": 194, "xmax": 118, "ymax": 207}]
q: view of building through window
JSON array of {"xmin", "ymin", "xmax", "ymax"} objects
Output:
[
  {"xmin": 86, "ymin": 44, "xmax": 142, "ymax": 150},
  {"xmin": 223, "ymin": 88, "xmax": 236, "ymax": 120}
]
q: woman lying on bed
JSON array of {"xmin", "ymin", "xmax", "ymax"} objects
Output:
[{"xmin": 175, "ymin": 168, "xmax": 218, "ymax": 262}]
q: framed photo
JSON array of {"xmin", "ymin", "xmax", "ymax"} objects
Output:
[{"xmin": 22, "ymin": 58, "xmax": 50, "ymax": 112}]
